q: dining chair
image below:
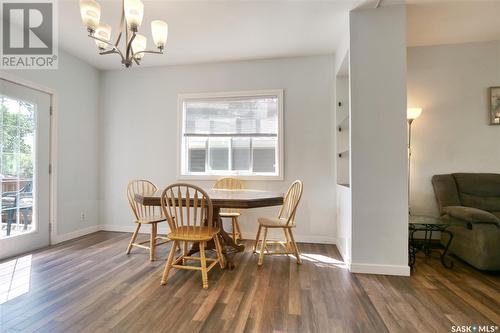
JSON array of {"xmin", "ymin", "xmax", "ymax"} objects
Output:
[
  {"xmin": 126, "ymin": 180, "xmax": 170, "ymax": 261},
  {"xmin": 213, "ymin": 177, "xmax": 245, "ymax": 242},
  {"xmin": 253, "ymin": 180, "xmax": 304, "ymax": 266},
  {"xmin": 160, "ymin": 183, "xmax": 225, "ymax": 289}
]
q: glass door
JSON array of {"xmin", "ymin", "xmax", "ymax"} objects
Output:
[{"xmin": 0, "ymin": 78, "xmax": 51, "ymax": 259}]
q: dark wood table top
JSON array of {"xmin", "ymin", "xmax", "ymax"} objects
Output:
[{"xmin": 135, "ymin": 189, "xmax": 284, "ymax": 209}]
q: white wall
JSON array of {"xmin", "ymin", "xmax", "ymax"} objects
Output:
[
  {"xmin": 407, "ymin": 41, "xmax": 500, "ymax": 217},
  {"xmin": 349, "ymin": 5, "xmax": 409, "ymax": 275},
  {"xmin": 1, "ymin": 50, "xmax": 101, "ymax": 241},
  {"xmin": 99, "ymin": 55, "xmax": 336, "ymax": 243}
]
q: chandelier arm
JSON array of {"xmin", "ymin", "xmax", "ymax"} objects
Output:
[
  {"xmin": 133, "ymin": 50, "xmax": 164, "ymax": 57},
  {"xmin": 88, "ymin": 35, "xmax": 116, "ymax": 49},
  {"xmin": 99, "ymin": 49, "xmax": 118, "ymax": 55},
  {"xmin": 115, "ymin": 31, "xmax": 122, "ymax": 48},
  {"xmin": 88, "ymin": 35, "xmax": 126, "ymax": 62},
  {"xmin": 133, "ymin": 58, "xmax": 140, "ymax": 66},
  {"xmin": 126, "ymin": 32, "xmax": 137, "ymax": 64}
]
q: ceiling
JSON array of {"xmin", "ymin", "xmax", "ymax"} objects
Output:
[
  {"xmin": 58, "ymin": 1, "xmax": 500, "ymax": 70},
  {"xmin": 59, "ymin": 0, "xmax": 358, "ymax": 70}
]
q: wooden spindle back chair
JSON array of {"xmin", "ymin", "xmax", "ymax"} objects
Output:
[
  {"xmin": 253, "ymin": 180, "xmax": 304, "ymax": 266},
  {"xmin": 160, "ymin": 183, "xmax": 225, "ymax": 289},
  {"xmin": 213, "ymin": 177, "xmax": 245, "ymax": 241},
  {"xmin": 126, "ymin": 180, "xmax": 169, "ymax": 261},
  {"xmin": 277, "ymin": 180, "xmax": 303, "ymax": 227}
]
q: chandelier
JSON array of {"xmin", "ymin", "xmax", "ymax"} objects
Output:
[{"xmin": 79, "ymin": 0, "xmax": 168, "ymax": 68}]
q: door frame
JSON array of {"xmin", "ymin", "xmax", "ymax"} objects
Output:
[{"xmin": 0, "ymin": 72, "xmax": 58, "ymax": 245}]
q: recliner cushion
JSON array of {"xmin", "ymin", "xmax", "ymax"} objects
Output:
[
  {"xmin": 453, "ymin": 173, "xmax": 500, "ymax": 211},
  {"xmin": 432, "ymin": 174, "xmax": 462, "ymax": 214},
  {"xmin": 443, "ymin": 206, "xmax": 500, "ymax": 224}
]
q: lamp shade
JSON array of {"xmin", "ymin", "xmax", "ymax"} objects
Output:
[
  {"xmin": 80, "ymin": 0, "xmax": 101, "ymax": 31},
  {"xmin": 407, "ymin": 107, "xmax": 423, "ymax": 120},
  {"xmin": 151, "ymin": 20, "xmax": 168, "ymax": 48},
  {"xmin": 132, "ymin": 34, "xmax": 147, "ymax": 59},
  {"xmin": 94, "ymin": 24, "xmax": 111, "ymax": 49},
  {"xmin": 124, "ymin": 0, "xmax": 144, "ymax": 30}
]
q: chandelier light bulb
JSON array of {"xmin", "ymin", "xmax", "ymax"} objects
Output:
[
  {"xmin": 132, "ymin": 34, "xmax": 147, "ymax": 59},
  {"xmin": 151, "ymin": 20, "xmax": 168, "ymax": 49},
  {"xmin": 124, "ymin": 0, "xmax": 144, "ymax": 31},
  {"xmin": 80, "ymin": 0, "xmax": 101, "ymax": 31},
  {"xmin": 94, "ymin": 24, "xmax": 111, "ymax": 49}
]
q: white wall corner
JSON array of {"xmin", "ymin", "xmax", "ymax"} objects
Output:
[{"xmin": 350, "ymin": 263, "xmax": 410, "ymax": 276}]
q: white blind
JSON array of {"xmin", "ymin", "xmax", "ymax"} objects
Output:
[{"xmin": 184, "ymin": 97, "xmax": 278, "ymax": 136}]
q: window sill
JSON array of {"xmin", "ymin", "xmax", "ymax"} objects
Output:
[{"xmin": 177, "ymin": 174, "xmax": 284, "ymax": 181}]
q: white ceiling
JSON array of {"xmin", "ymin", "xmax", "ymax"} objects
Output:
[
  {"xmin": 58, "ymin": 0, "xmax": 358, "ymax": 70},
  {"xmin": 58, "ymin": 1, "xmax": 500, "ymax": 70}
]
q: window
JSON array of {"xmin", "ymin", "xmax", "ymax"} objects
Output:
[{"xmin": 178, "ymin": 90, "xmax": 283, "ymax": 179}]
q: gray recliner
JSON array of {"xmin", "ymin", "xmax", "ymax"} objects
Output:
[{"xmin": 432, "ymin": 173, "xmax": 500, "ymax": 271}]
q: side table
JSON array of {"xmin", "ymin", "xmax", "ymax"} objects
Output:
[{"xmin": 409, "ymin": 215, "xmax": 454, "ymax": 269}]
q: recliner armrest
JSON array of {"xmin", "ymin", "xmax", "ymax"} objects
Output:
[{"xmin": 442, "ymin": 206, "xmax": 500, "ymax": 224}]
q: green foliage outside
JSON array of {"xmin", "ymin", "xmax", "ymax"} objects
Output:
[{"xmin": 1, "ymin": 101, "xmax": 35, "ymax": 179}]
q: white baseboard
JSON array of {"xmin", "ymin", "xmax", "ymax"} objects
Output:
[
  {"xmin": 52, "ymin": 225, "xmax": 101, "ymax": 244},
  {"xmin": 350, "ymin": 263, "xmax": 410, "ymax": 276},
  {"xmin": 51, "ymin": 225, "xmax": 337, "ymax": 247},
  {"xmin": 240, "ymin": 232, "xmax": 336, "ymax": 245},
  {"xmin": 100, "ymin": 226, "xmax": 336, "ymax": 245},
  {"xmin": 100, "ymin": 224, "xmax": 171, "ymax": 234},
  {"xmin": 335, "ymin": 239, "xmax": 351, "ymax": 268}
]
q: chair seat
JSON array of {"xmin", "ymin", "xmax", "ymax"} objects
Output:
[
  {"xmin": 219, "ymin": 212, "xmax": 241, "ymax": 217},
  {"xmin": 258, "ymin": 217, "xmax": 291, "ymax": 228},
  {"xmin": 168, "ymin": 226, "xmax": 220, "ymax": 241},
  {"xmin": 136, "ymin": 216, "xmax": 166, "ymax": 224}
]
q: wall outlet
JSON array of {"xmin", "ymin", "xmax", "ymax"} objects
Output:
[{"xmin": 80, "ymin": 212, "xmax": 86, "ymax": 221}]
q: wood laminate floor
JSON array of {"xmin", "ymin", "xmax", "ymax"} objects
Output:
[{"xmin": 0, "ymin": 231, "xmax": 499, "ymax": 333}]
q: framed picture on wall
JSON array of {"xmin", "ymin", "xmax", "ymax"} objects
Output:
[{"xmin": 489, "ymin": 87, "xmax": 500, "ymax": 125}]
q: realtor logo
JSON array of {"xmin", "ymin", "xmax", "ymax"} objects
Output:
[{"xmin": 1, "ymin": 0, "xmax": 58, "ymax": 69}]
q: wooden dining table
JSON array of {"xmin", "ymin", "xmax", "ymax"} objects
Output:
[{"xmin": 135, "ymin": 188, "xmax": 284, "ymax": 268}]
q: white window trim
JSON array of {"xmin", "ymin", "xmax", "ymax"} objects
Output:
[{"xmin": 176, "ymin": 89, "xmax": 284, "ymax": 181}]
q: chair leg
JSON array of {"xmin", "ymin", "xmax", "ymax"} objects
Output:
[
  {"xmin": 235, "ymin": 217, "xmax": 242, "ymax": 241},
  {"xmin": 283, "ymin": 228, "xmax": 292, "ymax": 254},
  {"xmin": 161, "ymin": 240, "xmax": 178, "ymax": 285},
  {"xmin": 232, "ymin": 217, "xmax": 237, "ymax": 241},
  {"xmin": 288, "ymin": 229, "xmax": 301, "ymax": 264},
  {"xmin": 182, "ymin": 241, "xmax": 188, "ymax": 264},
  {"xmin": 200, "ymin": 241, "xmax": 208, "ymax": 289},
  {"xmin": 214, "ymin": 234, "xmax": 226, "ymax": 269},
  {"xmin": 258, "ymin": 227, "xmax": 268, "ymax": 266},
  {"xmin": 150, "ymin": 223, "xmax": 157, "ymax": 261},
  {"xmin": 126, "ymin": 223, "xmax": 141, "ymax": 255},
  {"xmin": 253, "ymin": 225, "xmax": 262, "ymax": 253}
]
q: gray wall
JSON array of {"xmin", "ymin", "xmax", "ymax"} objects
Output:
[
  {"xmin": 99, "ymin": 55, "xmax": 337, "ymax": 243},
  {"xmin": 1, "ymin": 50, "xmax": 101, "ymax": 238},
  {"xmin": 407, "ymin": 41, "xmax": 500, "ymax": 216}
]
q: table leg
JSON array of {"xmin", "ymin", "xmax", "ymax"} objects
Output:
[
  {"xmin": 409, "ymin": 227, "xmax": 417, "ymax": 269},
  {"xmin": 440, "ymin": 229, "xmax": 454, "ymax": 269},
  {"xmin": 188, "ymin": 207, "xmax": 245, "ymax": 269}
]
